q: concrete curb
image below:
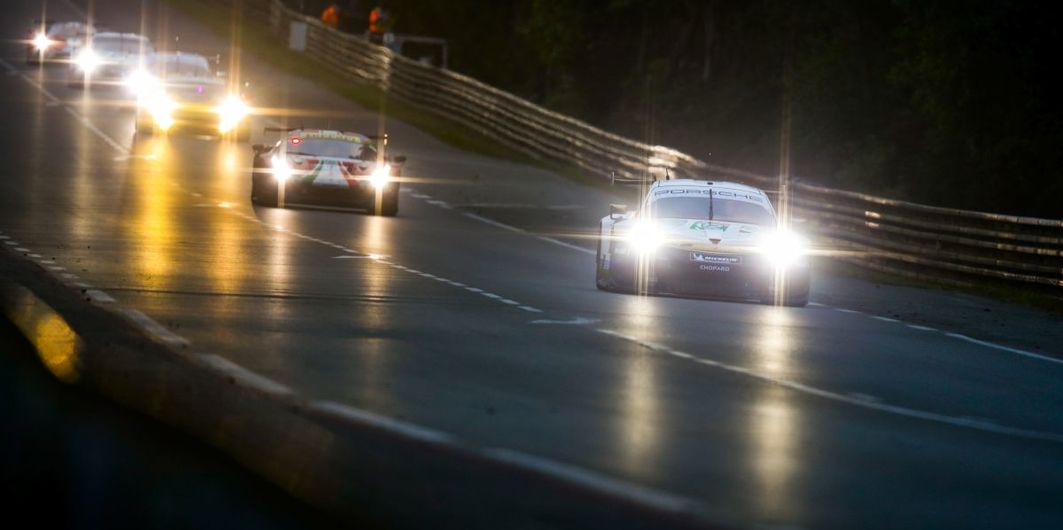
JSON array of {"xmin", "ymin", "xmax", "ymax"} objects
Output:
[{"xmin": 0, "ymin": 243, "xmax": 734, "ymax": 530}]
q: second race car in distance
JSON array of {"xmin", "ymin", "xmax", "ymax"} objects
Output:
[
  {"xmin": 26, "ymin": 20, "xmax": 94, "ymax": 64},
  {"xmin": 250, "ymin": 129, "xmax": 406, "ymax": 216},
  {"xmin": 596, "ymin": 179, "xmax": 811, "ymax": 306},
  {"xmin": 68, "ymin": 32, "xmax": 154, "ymax": 89},
  {"xmin": 127, "ymin": 52, "xmax": 252, "ymax": 139}
]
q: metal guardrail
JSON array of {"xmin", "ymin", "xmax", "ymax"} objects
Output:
[{"xmin": 236, "ymin": 0, "xmax": 1063, "ymax": 292}]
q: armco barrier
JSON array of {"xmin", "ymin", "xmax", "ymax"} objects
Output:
[
  {"xmin": 232, "ymin": 0, "xmax": 1063, "ymax": 293},
  {"xmin": 0, "ymin": 242, "xmax": 729, "ymax": 529}
]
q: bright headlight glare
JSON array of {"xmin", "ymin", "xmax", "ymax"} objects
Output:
[
  {"xmin": 271, "ymin": 155, "xmax": 291, "ymax": 182},
  {"xmin": 125, "ymin": 69, "xmax": 159, "ymax": 98},
  {"xmin": 75, "ymin": 49, "xmax": 100, "ymax": 73},
  {"xmin": 369, "ymin": 163, "xmax": 391, "ymax": 189},
  {"xmin": 760, "ymin": 230, "xmax": 808, "ymax": 268},
  {"xmin": 626, "ymin": 220, "xmax": 663, "ymax": 254},
  {"xmin": 146, "ymin": 94, "xmax": 177, "ymax": 130},
  {"xmin": 216, "ymin": 95, "xmax": 250, "ymax": 133},
  {"xmin": 33, "ymin": 32, "xmax": 54, "ymax": 51}
]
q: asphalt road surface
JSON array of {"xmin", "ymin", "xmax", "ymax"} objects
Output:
[{"xmin": 2, "ymin": 1, "xmax": 1062, "ymax": 529}]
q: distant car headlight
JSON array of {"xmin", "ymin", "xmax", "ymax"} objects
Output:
[
  {"xmin": 626, "ymin": 219, "xmax": 663, "ymax": 255},
  {"xmin": 74, "ymin": 49, "xmax": 100, "ymax": 73},
  {"xmin": 271, "ymin": 155, "xmax": 291, "ymax": 182},
  {"xmin": 759, "ymin": 229, "xmax": 808, "ymax": 268},
  {"xmin": 369, "ymin": 163, "xmax": 391, "ymax": 190},
  {"xmin": 216, "ymin": 95, "xmax": 250, "ymax": 133},
  {"xmin": 124, "ymin": 69, "xmax": 159, "ymax": 98},
  {"xmin": 32, "ymin": 32, "xmax": 55, "ymax": 52}
]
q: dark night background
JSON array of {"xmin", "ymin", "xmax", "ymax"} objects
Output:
[{"xmin": 292, "ymin": 0, "xmax": 1063, "ymax": 217}]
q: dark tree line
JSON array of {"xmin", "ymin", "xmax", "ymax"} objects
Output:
[{"xmin": 324, "ymin": 0, "xmax": 1063, "ymax": 216}]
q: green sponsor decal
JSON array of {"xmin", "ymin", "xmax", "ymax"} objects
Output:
[{"xmin": 688, "ymin": 220, "xmax": 729, "ymax": 232}]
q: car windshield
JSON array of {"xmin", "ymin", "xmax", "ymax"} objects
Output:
[
  {"xmin": 48, "ymin": 23, "xmax": 85, "ymax": 39},
  {"xmin": 153, "ymin": 57, "xmax": 211, "ymax": 78},
  {"xmin": 94, "ymin": 36, "xmax": 152, "ymax": 54},
  {"xmin": 291, "ymin": 139, "xmax": 377, "ymax": 160},
  {"xmin": 650, "ymin": 195, "xmax": 774, "ymax": 226}
]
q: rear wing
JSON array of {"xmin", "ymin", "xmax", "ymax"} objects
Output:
[{"xmin": 609, "ymin": 162, "xmax": 675, "ymax": 186}]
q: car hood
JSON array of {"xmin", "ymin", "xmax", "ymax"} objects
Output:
[{"xmin": 637, "ymin": 218, "xmax": 768, "ymax": 250}]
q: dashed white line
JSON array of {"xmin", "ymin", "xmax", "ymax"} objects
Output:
[
  {"xmin": 595, "ymin": 328, "xmax": 1063, "ymax": 444},
  {"xmin": 943, "ymin": 332, "xmax": 1063, "ymax": 366}
]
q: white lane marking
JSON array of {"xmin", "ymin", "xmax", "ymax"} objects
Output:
[
  {"xmin": 14, "ymin": 247, "xmax": 29, "ymax": 252},
  {"xmin": 62, "ymin": 107, "xmax": 129, "ymax": 154},
  {"xmin": 482, "ymin": 448, "xmax": 694, "ymax": 514},
  {"xmin": 825, "ymin": 304, "xmax": 1061, "ymax": 366},
  {"xmin": 595, "ymin": 328, "xmax": 1063, "ymax": 444},
  {"xmin": 870, "ymin": 316, "xmax": 900, "ymax": 323},
  {"xmin": 453, "ymin": 203, "xmax": 585, "ymax": 210},
  {"xmin": 28, "ymin": 253, "xmax": 41, "ymax": 258},
  {"xmin": 310, "ymin": 401, "xmax": 456, "ymax": 444},
  {"xmin": 848, "ymin": 393, "xmax": 882, "ymax": 403},
  {"xmin": 411, "ymin": 193, "xmax": 432, "ymax": 199},
  {"xmin": 198, "ymin": 354, "xmax": 294, "ymax": 397},
  {"xmin": 808, "ymin": 302, "xmax": 826, "ymax": 307},
  {"xmin": 3, "ymin": 241, "xmax": 17, "ymax": 245},
  {"xmin": 519, "ymin": 306, "xmax": 544, "ymax": 313},
  {"xmin": 85, "ymin": 289, "xmax": 115, "ymax": 303},
  {"xmin": 906, "ymin": 324, "xmax": 937, "ymax": 332},
  {"xmin": 120, "ymin": 309, "xmax": 190, "ymax": 348},
  {"xmin": 0, "ymin": 235, "xmax": 10, "ymax": 240},
  {"xmin": 47, "ymin": 265, "xmax": 65, "ymax": 271},
  {"xmin": 463, "ymin": 212, "xmax": 521, "ymax": 232},
  {"xmin": 531, "ymin": 317, "xmax": 599, "ymax": 326},
  {"xmin": 425, "ymin": 199, "xmax": 449, "ymax": 207},
  {"xmin": 74, "ymin": 282, "xmax": 92, "ymax": 289},
  {"xmin": 943, "ymin": 332, "xmax": 1063, "ymax": 366},
  {"xmin": 60, "ymin": 273, "xmax": 78, "ymax": 280},
  {"xmin": 535, "ymin": 235, "xmax": 595, "ymax": 255}
]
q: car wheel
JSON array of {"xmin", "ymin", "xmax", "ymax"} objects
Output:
[
  {"xmin": 251, "ymin": 176, "xmax": 278, "ymax": 207},
  {"xmin": 595, "ymin": 236, "xmax": 614, "ymax": 291},
  {"xmin": 373, "ymin": 186, "xmax": 399, "ymax": 216}
]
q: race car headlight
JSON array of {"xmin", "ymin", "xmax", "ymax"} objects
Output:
[
  {"xmin": 74, "ymin": 49, "xmax": 101, "ymax": 73},
  {"xmin": 32, "ymin": 32, "xmax": 55, "ymax": 52},
  {"xmin": 124, "ymin": 69, "xmax": 159, "ymax": 98},
  {"xmin": 369, "ymin": 163, "xmax": 391, "ymax": 190},
  {"xmin": 759, "ymin": 230, "xmax": 808, "ymax": 268},
  {"xmin": 146, "ymin": 94, "xmax": 178, "ymax": 130},
  {"xmin": 216, "ymin": 95, "xmax": 250, "ymax": 133},
  {"xmin": 626, "ymin": 220, "xmax": 664, "ymax": 255},
  {"xmin": 271, "ymin": 155, "xmax": 292, "ymax": 182}
]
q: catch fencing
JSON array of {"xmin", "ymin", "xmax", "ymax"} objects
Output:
[{"xmin": 234, "ymin": 0, "xmax": 1063, "ymax": 292}]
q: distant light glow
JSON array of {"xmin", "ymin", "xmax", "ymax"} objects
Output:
[
  {"xmin": 271, "ymin": 155, "xmax": 291, "ymax": 182},
  {"xmin": 32, "ymin": 32, "xmax": 55, "ymax": 51},
  {"xmin": 74, "ymin": 49, "xmax": 101, "ymax": 73},
  {"xmin": 626, "ymin": 219, "xmax": 663, "ymax": 255},
  {"xmin": 216, "ymin": 95, "xmax": 250, "ymax": 133},
  {"xmin": 290, "ymin": 137, "xmax": 302, "ymax": 145},
  {"xmin": 369, "ymin": 163, "xmax": 391, "ymax": 189}
]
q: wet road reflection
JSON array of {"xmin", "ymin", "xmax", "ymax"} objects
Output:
[
  {"xmin": 617, "ymin": 296, "xmax": 662, "ymax": 476},
  {"xmin": 749, "ymin": 307, "xmax": 801, "ymax": 521}
]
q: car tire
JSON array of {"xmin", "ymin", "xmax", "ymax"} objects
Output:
[
  {"xmin": 373, "ymin": 186, "xmax": 399, "ymax": 216},
  {"xmin": 596, "ymin": 235, "xmax": 636, "ymax": 293},
  {"xmin": 251, "ymin": 175, "xmax": 278, "ymax": 207}
]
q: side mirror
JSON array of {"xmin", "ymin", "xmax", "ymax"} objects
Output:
[
  {"xmin": 251, "ymin": 144, "xmax": 266, "ymax": 154},
  {"xmin": 391, "ymin": 155, "xmax": 407, "ymax": 164},
  {"xmin": 609, "ymin": 203, "xmax": 628, "ymax": 219}
]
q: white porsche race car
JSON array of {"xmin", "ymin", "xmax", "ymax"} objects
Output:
[{"xmin": 596, "ymin": 179, "xmax": 810, "ymax": 306}]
